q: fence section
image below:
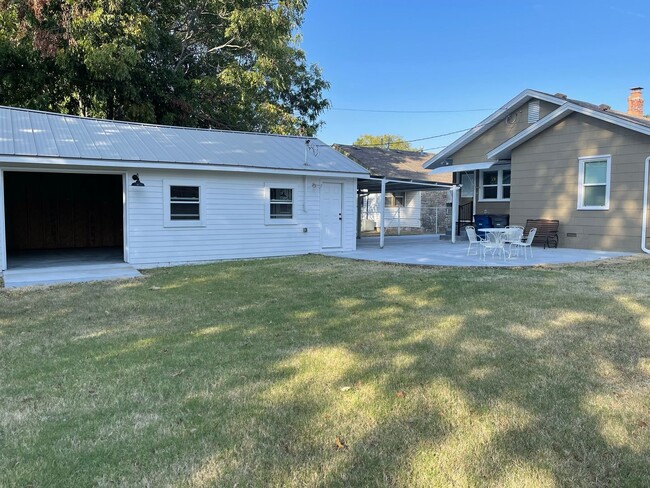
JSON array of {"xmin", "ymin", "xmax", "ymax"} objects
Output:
[{"xmin": 361, "ymin": 205, "xmax": 451, "ymax": 235}]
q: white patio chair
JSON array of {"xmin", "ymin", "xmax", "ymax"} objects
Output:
[
  {"xmin": 480, "ymin": 231, "xmax": 506, "ymax": 261},
  {"xmin": 504, "ymin": 226, "xmax": 524, "ymax": 257},
  {"xmin": 509, "ymin": 228, "xmax": 537, "ymax": 260},
  {"xmin": 465, "ymin": 226, "xmax": 483, "ymax": 256}
]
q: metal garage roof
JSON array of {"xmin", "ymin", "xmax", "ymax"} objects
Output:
[{"xmin": 0, "ymin": 106, "xmax": 369, "ymax": 175}]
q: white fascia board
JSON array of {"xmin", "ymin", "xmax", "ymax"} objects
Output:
[
  {"xmin": 487, "ymin": 105, "xmax": 573, "ymax": 159},
  {"xmin": 430, "ymin": 161, "xmax": 499, "ymax": 174},
  {"xmin": 0, "ymin": 155, "xmax": 370, "ymax": 179},
  {"xmin": 363, "ymin": 176, "xmax": 453, "ymax": 188},
  {"xmin": 423, "ymin": 89, "xmax": 565, "ymax": 169},
  {"xmin": 487, "ymin": 102, "xmax": 650, "ymax": 160},
  {"xmin": 567, "ymin": 104, "xmax": 650, "ymax": 137}
]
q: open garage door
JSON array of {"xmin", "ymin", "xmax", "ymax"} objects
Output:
[{"xmin": 3, "ymin": 171, "xmax": 124, "ymax": 267}]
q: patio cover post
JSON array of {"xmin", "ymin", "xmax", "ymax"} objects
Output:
[
  {"xmin": 451, "ymin": 185, "xmax": 460, "ymax": 244},
  {"xmin": 379, "ymin": 178, "xmax": 386, "ymax": 249}
]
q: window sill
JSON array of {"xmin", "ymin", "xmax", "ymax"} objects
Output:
[
  {"xmin": 164, "ymin": 221, "xmax": 207, "ymax": 228},
  {"xmin": 577, "ymin": 207, "xmax": 609, "ymax": 211},
  {"xmin": 265, "ymin": 219, "xmax": 298, "ymax": 226},
  {"xmin": 478, "ymin": 198, "xmax": 511, "ymax": 203}
]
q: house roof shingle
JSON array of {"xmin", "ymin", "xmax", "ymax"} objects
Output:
[{"xmin": 333, "ymin": 144, "xmax": 451, "ymax": 183}]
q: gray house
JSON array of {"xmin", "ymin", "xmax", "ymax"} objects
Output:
[{"xmin": 425, "ymin": 88, "xmax": 650, "ymax": 252}]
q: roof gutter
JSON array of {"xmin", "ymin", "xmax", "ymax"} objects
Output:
[
  {"xmin": 0, "ymin": 155, "xmax": 370, "ymax": 179},
  {"xmin": 642, "ymin": 156, "xmax": 650, "ymax": 254}
]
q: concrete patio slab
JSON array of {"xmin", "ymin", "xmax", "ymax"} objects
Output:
[
  {"xmin": 322, "ymin": 234, "xmax": 633, "ymax": 267},
  {"xmin": 3, "ymin": 263, "xmax": 142, "ymax": 288}
]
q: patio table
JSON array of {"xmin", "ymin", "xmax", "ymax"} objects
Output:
[{"xmin": 480, "ymin": 228, "xmax": 510, "ymax": 260}]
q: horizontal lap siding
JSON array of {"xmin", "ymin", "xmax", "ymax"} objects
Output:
[
  {"xmin": 451, "ymin": 100, "xmax": 558, "ymax": 164},
  {"xmin": 510, "ymin": 113, "xmax": 650, "ymax": 252},
  {"xmin": 363, "ymin": 192, "xmax": 422, "ymax": 228},
  {"xmin": 127, "ymin": 170, "xmax": 356, "ymax": 266},
  {"xmin": 450, "ymin": 101, "xmax": 557, "ymax": 218}
]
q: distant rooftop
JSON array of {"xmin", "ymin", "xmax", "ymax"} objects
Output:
[{"xmin": 333, "ymin": 144, "xmax": 451, "ymax": 183}]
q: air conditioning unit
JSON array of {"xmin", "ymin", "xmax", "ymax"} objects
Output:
[{"xmin": 361, "ymin": 219, "xmax": 376, "ymax": 231}]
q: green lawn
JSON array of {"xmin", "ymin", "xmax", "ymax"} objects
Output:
[{"xmin": 1, "ymin": 255, "xmax": 650, "ymax": 487}]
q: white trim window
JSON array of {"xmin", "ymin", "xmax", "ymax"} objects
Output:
[
  {"xmin": 164, "ymin": 181, "xmax": 204, "ymax": 227},
  {"xmin": 384, "ymin": 191, "xmax": 405, "ymax": 207},
  {"xmin": 578, "ymin": 155, "xmax": 611, "ymax": 210},
  {"xmin": 265, "ymin": 185, "xmax": 296, "ymax": 224},
  {"xmin": 479, "ymin": 168, "xmax": 511, "ymax": 201}
]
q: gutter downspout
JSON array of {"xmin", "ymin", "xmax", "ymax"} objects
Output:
[{"xmin": 642, "ymin": 156, "xmax": 650, "ymax": 254}]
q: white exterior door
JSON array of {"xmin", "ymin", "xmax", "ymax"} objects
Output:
[{"xmin": 320, "ymin": 182, "xmax": 343, "ymax": 248}]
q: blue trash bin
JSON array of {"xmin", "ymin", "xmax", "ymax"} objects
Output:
[{"xmin": 473, "ymin": 215, "xmax": 492, "ymax": 239}]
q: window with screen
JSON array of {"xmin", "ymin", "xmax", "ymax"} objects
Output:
[
  {"xmin": 170, "ymin": 185, "xmax": 200, "ymax": 220},
  {"xmin": 269, "ymin": 188, "xmax": 293, "ymax": 219}
]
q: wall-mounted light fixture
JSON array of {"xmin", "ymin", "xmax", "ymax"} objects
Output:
[{"xmin": 131, "ymin": 174, "xmax": 145, "ymax": 187}]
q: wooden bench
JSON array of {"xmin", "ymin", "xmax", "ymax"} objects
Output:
[{"xmin": 524, "ymin": 219, "xmax": 559, "ymax": 249}]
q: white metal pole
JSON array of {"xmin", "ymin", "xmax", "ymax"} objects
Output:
[
  {"xmin": 0, "ymin": 169, "xmax": 6, "ymax": 271},
  {"xmin": 380, "ymin": 179, "xmax": 386, "ymax": 248},
  {"xmin": 397, "ymin": 206, "xmax": 401, "ymax": 236},
  {"xmin": 451, "ymin": 186, "xmax": 460, "ymax": 244}
]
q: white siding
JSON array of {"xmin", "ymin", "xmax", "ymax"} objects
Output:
[
  {"xmin": 127, "ymin": 169, "xmax": 357, "ymax": 266},
  {"xmin": 362, "ymin": 191, "xmax": 423, "ymax": 229}
]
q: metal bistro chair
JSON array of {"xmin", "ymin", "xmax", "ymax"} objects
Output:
[
  {"xmin": 510, "ymin": 228, "xmax": 537, "ymax": 260},
  {"xmin": 504, "ymin": 225, "xmax": 524, "ymax": 257},
  {"xmin": 480, "ymin": 231, "xmax": 506, "ymax": 261},
  {"xmin": 465, "ymin": 226, "xmax": 483, "ymax": 256}
]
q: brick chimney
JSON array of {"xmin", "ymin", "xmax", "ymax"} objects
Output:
[{"xmin": 627, "ymin": 87, "xmax": 644, "ymax": 117}]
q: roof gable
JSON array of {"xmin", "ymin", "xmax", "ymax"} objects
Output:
[
  {"xmin": 0, "ymin": 106, "xmax": 369, "ymax": 175},
  {"xmin": 487, "ymin": 102, "xmax": 650, "ymax": 160},
  {"xmin": 423, "ymin": 90, "xmax": 566, "ymax": 169}
]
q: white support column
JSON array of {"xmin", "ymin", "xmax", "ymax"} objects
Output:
[
  {"xmin": 397, "ymin": 206, "xmax": 401, "ymax": 236},
  {"xmin": 379, "ymin": 179, "xmax": 387, "ymax": 248},
  {"xmin": 0, "ymin": 169, "xmax": 6, "ymax": 271},
  {"xmin": 451, "ymin": 185, "xmax": 460, "ymax": 244}
]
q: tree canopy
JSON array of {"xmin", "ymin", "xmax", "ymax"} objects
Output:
[
  {"xmin": 0, "ymin": 0, "xmax": 329, "ymax": 135},
  {"xmin": 353, "ymin": 134, "xmax": 420, "ymax": 151}
]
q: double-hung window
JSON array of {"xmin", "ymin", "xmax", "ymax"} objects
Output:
[
  {"xmin": 164, "ymin": 181, "xmax": 204, "ymax": 226},
  {"xmin": 479, "ymin": 168, "xmax": 511, "ymax": 201},
  {"xmin": 384, "ymin": 191, "xmax": 405, "ymax": 207},
  {"xmin": 270, "ymin": 188, "xmax": 293, "ymax": 219},
  {"xmin": 578, "ymin": 155, "xmax": 611, "ymax": 210},
  {"xmin": 266, "ymin": 185, "xmax": 296, "ymax": 224}
]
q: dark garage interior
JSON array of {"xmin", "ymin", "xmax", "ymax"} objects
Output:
[{"xmin": 4, "ymin": 172, "xmax": 124, "ymax": 268}]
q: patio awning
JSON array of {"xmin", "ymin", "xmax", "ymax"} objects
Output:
[
  {"xmin": 430, "ymin": 161, "xmax": 502, "ymax": 175},
  {"xmin": 357, "ymin": 176, "xmax": 453, "ymax": 193}
]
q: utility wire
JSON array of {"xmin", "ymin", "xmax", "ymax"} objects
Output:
[
  {"xmin": 351, "ymin": 124, "xmax": 487, "ymax": 148},
  {"xmin": 331, "ymin": 107, "xmax": 497, "ymax": 114}
]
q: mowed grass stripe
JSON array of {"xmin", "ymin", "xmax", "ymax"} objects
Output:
[{"xmin": 1, "ymin": 255, "xmax": 649, "ymax": 486}]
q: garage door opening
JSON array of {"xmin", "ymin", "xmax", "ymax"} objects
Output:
[{"xmin": 4, "ymin": 171, "xmax": 124, "ymax": 269}]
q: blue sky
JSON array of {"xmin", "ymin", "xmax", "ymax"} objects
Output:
[{"xmin": 300, "ymin": 1, "xmax": 650, "ymax": 151}]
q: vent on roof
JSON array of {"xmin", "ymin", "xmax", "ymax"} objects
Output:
[
  {"xmin": 554, "ymin": 93, "xmax": 568, "ymax": 100},
  {"xmin": 528, "ymin": 100, "xmax": 540, "ymax": 123},
  {"xmin": 598, "ymin": 104, "xmax": 611, "ymax": 111}
]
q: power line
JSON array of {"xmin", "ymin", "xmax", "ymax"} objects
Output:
[
  {"xmin": 352, "ymin": 125, "xmax": 486, "ymax": 148},
  {"xmin": 421, "ymin": 145, "xmax": 447, "ymax": 152},
  {"xmin": 331, "ymin": 107, "xmax": 497, "ymax": 114}
]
